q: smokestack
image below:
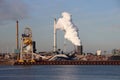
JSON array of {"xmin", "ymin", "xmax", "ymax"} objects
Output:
[
  {"xmin": 63, "ymin": 38, "xmax": 67, "ymax": 53},
  {"xmin": 77, "ymin": 45, "xmax": 83, "ymax": 55},
  {"xmin": 53, "ymin": 18, "xmax": 57, "ymax": 52},
  {"xmin": 16, "ymin": 20, "xmax": 19, "ymax": 49}
]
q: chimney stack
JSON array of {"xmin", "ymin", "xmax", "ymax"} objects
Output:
[
  {"xmin": 53, "ymin": 18, "xmax": 57, "ymax": 52},
  {"xmin": 16, "ymin": 20, "xmax": 19, "ymax": 49}
]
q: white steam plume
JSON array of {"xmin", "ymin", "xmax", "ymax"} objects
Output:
[{"xmin": 56, "ymin": 12, "xmax": 81, "ymax": 46}]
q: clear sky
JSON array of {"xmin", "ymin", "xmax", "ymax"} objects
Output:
[{"xmin": 0, "ymin": 0, "xmax": 120, "ymax": 53}]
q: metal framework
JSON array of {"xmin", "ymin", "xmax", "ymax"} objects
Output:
[{"xmin": 19, "ymin": 27, "xmax": 34, "ymax": 62}]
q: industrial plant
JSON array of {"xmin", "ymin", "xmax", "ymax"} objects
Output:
[{"xmin": 0, "ymin": 12, "xmax": 120, "ymax": 65}]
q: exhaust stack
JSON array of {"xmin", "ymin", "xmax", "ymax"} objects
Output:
[
  {"xmin": 16, "ymin": 20, "xmax": 19, "ymax": 49},
  {"xmin": 53, "ymin": 18, "xmax": 57, "ymax": 52}
]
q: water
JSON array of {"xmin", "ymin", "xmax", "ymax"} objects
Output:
[{"xmin": 0, "ymin": 65, "xmax": 120, "ymax": 80}]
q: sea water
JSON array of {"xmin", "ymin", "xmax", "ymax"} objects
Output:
[{"xmin": 0, "ymin": 65, "xmax": 120, "ymax": 80}]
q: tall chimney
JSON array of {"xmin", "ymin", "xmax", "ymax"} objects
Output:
[
  {"xmin": 53, "ymin": 18, "xmax": 57, "ymax": 52},
  {"xmin": 63, "ymin": 38, "xmax": 67, "ymax": 53},
  {"xmin": 16, "ymin": 20, "xmax": 19, "ymax": 49}
]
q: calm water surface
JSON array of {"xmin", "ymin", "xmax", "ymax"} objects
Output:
[{"xmin": 0, "ymin": 65, "xmax": 120, "ymax": 80}]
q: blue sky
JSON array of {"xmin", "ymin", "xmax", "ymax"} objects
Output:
[{"xmin": 0, "ymin": 0, "xmax": 120, "ymax": 53}]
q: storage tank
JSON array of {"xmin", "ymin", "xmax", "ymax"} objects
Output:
[{"xmin": 96, "ymin": 50, "xmax": 102, "ymax": 56}]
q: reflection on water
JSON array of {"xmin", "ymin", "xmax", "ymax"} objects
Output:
[{"xmin": 0, "ymin": 65, "xmax": 120, "ymax": 80}]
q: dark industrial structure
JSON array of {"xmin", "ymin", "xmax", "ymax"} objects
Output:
[{"xmin": 77, "ymin": 45, "xmax": 83, "ymax": 55}]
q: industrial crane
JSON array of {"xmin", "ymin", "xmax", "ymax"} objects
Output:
[{"xmin": 18, "ymin": 27, "xmax": 35, "ymax": 62}]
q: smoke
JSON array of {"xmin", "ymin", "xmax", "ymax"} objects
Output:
[
  {"xmin": 56, "ymin": 12, "xmax": 81, "ymax": 46},
  {"xmin": 0, "ymin": 0, "xmax": 28, "ymax": 24}
]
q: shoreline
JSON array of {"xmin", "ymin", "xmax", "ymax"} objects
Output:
[
  {"xmin": 1, "ymin": 60, "xmax": 120, "ymax": 65},
  {"xmin": 14, "ymin": 60, "xmax": 120, "ymax": 65},
  {"xmin": 0, "ymin": 60, "xmax": 15, "ymax": 65}
]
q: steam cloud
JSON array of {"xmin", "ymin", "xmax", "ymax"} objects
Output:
[
  {"xmin": 56, "ymin": 12, "xmax": 81, "ymax": 46},
  {"xmin": 0, "ymin": 0, "xmax": 28, "ymax": 24}
]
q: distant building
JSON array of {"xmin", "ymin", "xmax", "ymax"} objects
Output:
[
  {"xmin": 112, "ymin": 49, "xmax": 120, "ymax": 55},
  {"xmin": 96, "ymin": 50, "xmax": 102, "ymax": 56}
]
